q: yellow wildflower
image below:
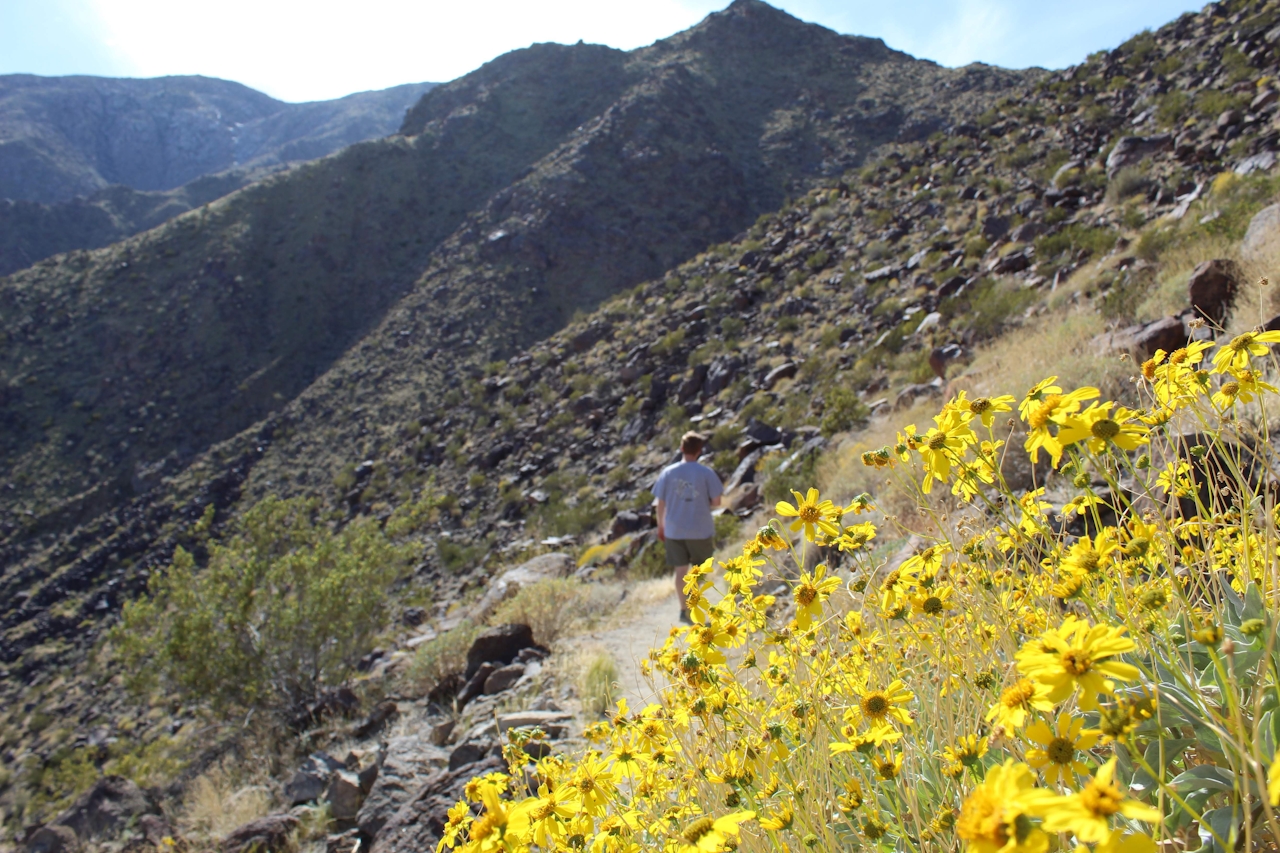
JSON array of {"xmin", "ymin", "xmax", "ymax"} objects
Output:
[
  {"xmin": 957, "ymin": 760, "xmax": 1052, "ymax": 853},
  {"xmin": 1036, "ymin": 757, "xmax": 1160, "ymax": 843},
  {"xmin": 1015, "ymin": 616, "xmax": 1139, "ymax": 710},
  {"xmin": 1024, "ymin": 712, "xmax": 1098, "ymax": 787},
  {"xmin": 776, "ymin": 488, "xmax": 842, "ymax": 541}
]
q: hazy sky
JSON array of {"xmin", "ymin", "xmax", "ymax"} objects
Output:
[{"xmin": 2, "ymin": 0, "xmax": 1205, "ymax": 103}]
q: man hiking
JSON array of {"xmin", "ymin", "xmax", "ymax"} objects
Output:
[{"xmin": 653, "ymin": 431, "xmax": 723, "ymax": 624}]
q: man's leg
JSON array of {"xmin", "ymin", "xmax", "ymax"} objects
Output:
[{"xmin": 674, "ymin": 563, "xmax": 690, "ymax": 604}]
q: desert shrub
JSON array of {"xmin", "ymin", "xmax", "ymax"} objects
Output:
[
  {"xmin": 489, "ymin": 578, "xmax": 596, "ymax": 646},
  {"xmin": 578, "ymin": 651, "xmax": 618, "ymax": 717},
  {"xmin": 1105, "ymin": 166, "xmax": 1150, "ymax": 205},
  {"xmin": 1035, "ymin": 223, "xmax": 1118, "ymax": 259},
  {"xmin": 820, "ymin": 386, "xmax": 870, "ymax": 437},
  {"xmin": 403, "ymin": 622, "xmax": 482, "ymax": 696},
  {"xmin": 111, "ymin": 496, "xmax": 413, "ymax": 719}
]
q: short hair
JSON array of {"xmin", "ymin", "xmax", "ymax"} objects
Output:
[{"xmin": 680, "ymin": 431, "xmax": 705, "ymax": 456}]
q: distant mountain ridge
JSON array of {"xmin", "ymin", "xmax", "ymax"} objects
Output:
[{"xmin": 0, "ymin": 74, "xmax": 436, "ymax": 204}]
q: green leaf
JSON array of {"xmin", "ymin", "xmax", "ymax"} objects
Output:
[{"xmin": 1170, "ymin": 764, "xmax": 1236, "ymax": 793}]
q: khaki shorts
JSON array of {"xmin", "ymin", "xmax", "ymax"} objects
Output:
[{"xmin": 665, "ymin": 537, "xmax": 714, "ymax": 568}]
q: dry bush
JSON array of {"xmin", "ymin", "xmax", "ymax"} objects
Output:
[
  {"xmin": 488, "ymin": 578, "xmax": 619, "ymax": 646},
  {"xmin": 571, "ymin": 648, "xmax": 619, "ymax": 717},
  {"xmin": 181, "ymin": 764, "xmax": 273, "ymax": 840},
  {"xmin": 401, "ymin": 622, "xmax": 482, "ymax": 697}
]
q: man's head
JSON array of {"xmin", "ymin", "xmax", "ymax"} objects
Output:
[{"xmin": 680, "ymin": 431, "xmax": 705, "ymax": 459}]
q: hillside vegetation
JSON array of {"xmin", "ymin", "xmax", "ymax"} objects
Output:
[{"xmin": 7, "ymin": 0, "xmax": 1280, "ymax": 849}]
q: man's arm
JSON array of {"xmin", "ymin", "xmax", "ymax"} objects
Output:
[
  {"xmin": 656, "ymin": 498, "xmax": 666, "ymax": 541},
  {"xmin": 710, "ymin": 495, "xmax": 722, "ymax": 507}
]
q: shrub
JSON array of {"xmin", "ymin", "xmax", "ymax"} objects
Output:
[
  {"xmin": 820, "ymin": 386, "xmax": 870, "ymax": 437},
  {"xmin": 111, "ymin": 496, "xmax": 413, "ymax": 719},
  {"xmin": 403, "ymin": 622, "xmax": 482, "ymax": 696},
  {"xmin": 1105, "ymin": 166, "xmax": 1150, "ymax": 205},
  {"xmin": 578, "ymin": 651, "xmax": 618, "ymax": 717},
  {"xmin": 490, "ymin": 579, "xmax": 599, "ymax": 646}
]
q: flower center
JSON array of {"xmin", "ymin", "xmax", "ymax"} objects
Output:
[
  {"xmin": 862, "ymin": 692, "xmax": 890, "ymax": 719},
  {"xmin": 799, "ymin": 504, "xmax": 821, "ymax": 523},
  {"xmin": 1229, "ymin": 333, "xmax": 1255, "ymax": 353},
  {"xmin": 795, "ymin": 584, "xmax": 817, "ymax": 607},
  {"xmin": 1090, "ymin": 418, "xmax": 1121, "ymax": 440},
  {"xmin": 683, "ymin": 817, "xmax": 715, "ymax": 844},
  {"xmin": 970, "ymin": 398, "xmax": 992, "ymax": 414},
  {"xmin": 1001, "ymin": 679, "xmax": 1036, "ymax": 708},
  {"xmin": 1081, "ymin": 781, "xmax": 1123, "ymax": 817},
  {"xmin": 1221, "ymin": 381, "xmax": 1240, "ymax": 397},
  {"xmin": 1061, "ymin": 649, "xmax": 1092, "ymax": 676},
  {"xmin": 1028, "ymin": 394, "xmax": 1062, "ymax": 429},
  {"xmin": 922, "ymin": 596, "xmax": 944, "ymax": 615},
  {"xmin": 928, "ymin": 432, "xmax": 948, "ymax": 450},
  {"xmin": 1046, "ymin": 736, "xmax": 1075, "ymax": 765}
]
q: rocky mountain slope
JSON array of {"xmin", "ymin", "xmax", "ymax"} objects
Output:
[
  {"xmin": 0, "ymin": 77, "xmax": 435, "ymax": 275},
  {"xmin": 0, "ymin": 75, "xmax": 435, "ymax": 204},
  {"xmin": 6, "ymin": 0, "xmax": 1280, "ymax": 844}
]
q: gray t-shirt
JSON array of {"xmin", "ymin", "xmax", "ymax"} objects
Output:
[{"xmin": 653, "ymin": 460, "xmax": 723, "ymax": 540}]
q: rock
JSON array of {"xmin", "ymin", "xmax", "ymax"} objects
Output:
[
  {"xmin": 26, "ymin": 826, "xmax": 79, "ymax": 853},
  {"xmin": 447, "ymin": 742, "xmax": 492, "ymax": 772},
  {"xmin": 326, "ymin": 771, "xmax": 365, "ymax": 822},
  {"xmin": 938, "ymin": 274, "xmax": 968, "ymax": 298},
  {"xmin": 570, "ymin": 394, "xmax": 599, "ymax": 415},
  {"xmin": 1009, "ymin": 221, "xmax": 1043, "ymax": 243},
  {"xmin": 352, "ymin": 701, "xmax": 399, "ymax": 739},
  {"xmin": 358, "ymin": 762, "xmax": 379, "ymax": 796},
  {"xmin": 980, "ymin": 215, "xmax": 1009, "ymax": 240},
  {"xmin": 515, "ymin": 646, "xmax": 548, "ymax": 663},
  {"xmin": 1242, "ymin": 203, "xmax": 1280, "ymax": 265},
  {"xmin": 914, "ymin": 312, "xmax": 942, "ymax": 335},
  {"xmin": 743, "ymin": 418, "xmax": 782, "ymax": 445},
  {"xmin": 894, "ymin": 381, "xmax": 943, "ymax": 410},
  {"xmin": 677, "ymin": 364, "xmax": 708, "ymax": 403},
  {"xmin": 1235, "ymin": 151, "xmax": 1276, "ymax": 175},
  {"xmin": 1052, "ymin": 160, "xmax": 1083, "ymax": 186},
  {"xmin": 470, "ymin": 554, "xmax": 574, "ymax": 621},
  {"xmin": 864, "ymin": 265, "xmax": 895, "ymax": 282},
  {"xmin": 138, "ymin": 815, "xmax": 174, "ymax": 847},
  {"xmin": 703, "ymin": 355, "xmax": 742, "ymax": 397},
  {"xmin": 401, "ymin": 607, "xmax": 426, "ymax": 627},
  {"xmin": 1252, "ymin": 88, "xmax": 1278, "ymax": 111},
  {"xmin": 496, "ymin": 710, "xmax": 574, "ymax": 739},
  {"xmin": 54, "ymin": 776, "xmax": 157, "ymax": 842},
  {"xmin": 326, "ymin": 829, "xmax": 360, "ymax": 853},
  {"xmin": 988, "ymin": 249, "xmax": 1031, "ymax": 274},
  {"xmin": 357, "ymin": 737, "xmax": 451, "ymax": 842},
  {"xmin": 286, "ymin": 753, "xmax": 345, "ymax": 806},
  {"xmin": 1187, "ymin": 259, "xmax": 1241, "ymax": 323},
  {"xmin": 428, "ymin": 720, "xmax": 455, "ymax": 746},
  {"xmin": 457, "ymin": 662, "xmax": 496, "ymax": 709},
  {"xmin": 762, "ymin": 362, "xmax": 797, "ymax": 389},
  {"xmin": 609, "ymin": 510, "xmax": 646, "ymax": 541},
  {"xmin": 1105, "ymin": 135, "xmax": 1172, "ymax": 177},
  {"xmin": 369, "ymin": 758, "xmax": 504, "ymax": 853},
  {"xmin": 725, "ymin": 448, "xmax": 764, "ymax": 492},
  {"xmin": 1216, "ymin": 109, "xmax": 1242, "ymax": 132},
  {"xmin": 1132, "ymin": 316, "xmax": 1188, "ymax": 357},
  {"xmin": 465, "ymin": 624, "xmax": 536, "ymax": 679},
  {"xmin": 569, "ymin": 322, "xmax": 611, "ymax": 353},
  {"xmin": 483, "ymin": 663, "xmax": 526, "ymax": 694},
  {"xmin": 722, "ymin": 482, "xmax": 761, "ymax": 512},
  {"xmin": 221, "ymin": 815, "xmax": 298, "ymax": 853},
  {"xmin": 928, "ymin": 344, "xmax": 964, "ymax": 379}
]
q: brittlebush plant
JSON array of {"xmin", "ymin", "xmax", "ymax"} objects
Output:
[{"xmin": 438, "ymin": 319, "xmax": 1280, "ymax": 852}]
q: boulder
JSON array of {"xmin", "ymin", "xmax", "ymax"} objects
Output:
[
  {"xmin": 1132, "ymin": 316, "xmax": 1188, "ymax": 357},
  {"xmin": 677, "ymin": 364, "xmax": 708, "ymax": 403},
  {"xmin": 326, "ymin": 829, "xmax": 361, "ymax": 853},
  {"xmin": 285, "ymin": 753, "xmax": 345, "ymax": 806},
  {"xmin": 608, "ymin": 511, "xmax": 647, "ymax": 541},
  {"xmin": 894, "ymin": 381, "xmax": 943, "ymax": 410},
  {"xmin": 457, "ymin": 662, "xmax": 495, "ymax": 709},
  {"xmin": 53, "ymin": 776, "xmax": 157, "ymax": 842},
  {"xmin": 465, "ymin": 624, "xmax": 536, "ymax": 679},
  {"xmin": 743, "ymin": 418, "xmax": 782, "ymax": 445},
  {"xmin": 1242, "ymin": 202, "xmax": 1280, "ymax": 266},
  {"xmin": 1188, "ymin": 259, "xmax": 1241, "ymax": 323},
  {"xmin": 928, "ymin": 344, "xmax": 964, "ymax": 379},
  {"xmin": 447, "ymin": 742, "xmax": 492, "ymax": 772},
  {"xmin": 26, "ymin": 826, "xmax": 78, "ymax": 853},
  {"xmin": 722, "ymin": 482, "xmax": 761, "ymax": 512},
  {"xmin": 483, "ymin": 663, "xmax": 526, "ymax": 694},
  {"xmin": 980, "ymin": 215, "xmax": 1009, "ymax": 240},
  {"xmin": 987, "ymin": 249, "xmax": 1031, "ymax": 274},
  {"xmin": 725, "ymin": 449, "xmax": 764, "ymax": 492},
  {"xmin": 1009, "ymin": 221, "xmax": 1043, "ymax": 243},
  {"xmin": 369, "ymin": 758, "xmax": 504, "ymax": 853},
  {"xmin": 937, "ymin": 275, "xmax": 968, "ymax": 298},
  {"xmin": 326, "ymin": 771, "xmax": 365, "ymax": 822},
  {"xmin": 762, "ymin": 362, "xmax": 797, "ymax": 389},
  {"xmin": 471, "ymin": 553, "xmax": 574, "ymax": 621},
  {"xmin": 428, "ymin": 720, "xmax": 455, "ymax": 746},
  {"xmin": 221, "ymin": 814, "xmax": 299, "ymax": 853},
  {"xmin": 703, "ymin": 355, "xmax": 742, "ymax": 397},
  {"xmin": 351, "ymin": 701, "xmax": 399, "ymax": 739},
  {"xmin": 357, "ymin": 737, "xmax": 451, "ymax": 842},
  {"xmin": 1105, "ymin": 135, "xmax": 1172, "ymax": 177}
]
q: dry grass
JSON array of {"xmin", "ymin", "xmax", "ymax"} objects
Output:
[
  {"xmin": 603, "ymin": 579, "xmax": 676, "ymax": 630},
  {"xmin": 488, "ymin": 578, "xmax": 622, "ymax": 646},
  {"xmin": 181, "ymin": 764, "xmax": 274, "ymax": 840},
  {"xmin": 562, "ymin": 646, "xmax": 619, "ymax": 716}
]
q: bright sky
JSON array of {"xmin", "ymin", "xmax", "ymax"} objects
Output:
[{"xmin": 1, "ymin": 0, "xmax": 1205, "ymax": 103}]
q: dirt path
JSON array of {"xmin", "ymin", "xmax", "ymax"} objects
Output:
[{"xmin": 577, "ymin": 581, "xmax": 681, "ymax": 709}]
